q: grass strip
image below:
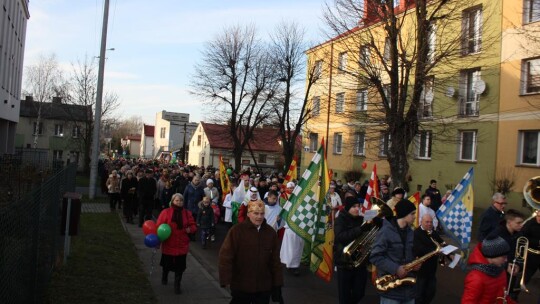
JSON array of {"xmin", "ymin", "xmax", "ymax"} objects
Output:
[{"xmin": 45, "ymin": 213, "xmax": 157, "ymax": 304}]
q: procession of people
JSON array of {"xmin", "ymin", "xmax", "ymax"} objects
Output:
[{"xmin": 99, "ymin": 157, "xmax": 540, "ymax": 304}]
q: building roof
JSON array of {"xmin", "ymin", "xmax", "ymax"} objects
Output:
[
  {"xmin": 19, "ymin": 98, "xmax": 91, "ymax": 121},
  {"xmin": 143, "ymin": 124, "xmax": 155, "ymax": 137},
  {"xmin": 126, "ymin": 134, "xmax": 141, "ymax": 141},
  {"xmin": 201, "ymin": 122, "xmax": 281, "ymax": 153}
]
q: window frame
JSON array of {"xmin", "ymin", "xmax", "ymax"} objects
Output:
[
  {"xmin": 379, "ymin": 132, "xmax": 391, "ymax": 157},
  {"xmin": 314, "ymin": 60, "xmax": 323, "ymax": 79},
  {"xmin": 356, "ymin": 89, "xmax": 368, "ymax": 111},
  {"xmin": 524, "ymin": 0, "xmax": 540, "ymax": 24},
  {"xmin": 309, "ymin": 133, "xmax": 319, "ymax": 152},
  {"xmin": 54, "ymin": 124, "xmax": 64, "ymax": 137},
  {"xmin": 197, "ymin": 135, "xmax": 202, "ymax": 146},
  {"xmin": 338, "ymin": 52, "xmax": 348, "ymax": 72},
  {"xmin": 518, "ymin": 130, "xmax": 540, "ymax": 166},
  {"xmin": 312, "ymin": 96, "xmax": 320, "ymax": 116},
  {"xmin": 459, "ymin": 69, "xmax": 481, "ymax": 117},
  {"xmin": 353, "ymin": 132, "xmax": 365, "ymax": 156},
  {"xmin": 415, "ymin": 130, "xmax": 432, "ymax": 160},
  {"xmin": 458, "ymin": 130, "xmax": 477, "ymax": 162},
  {"xmin": 334, "ymin": 132, "xmax": 343, "ymax": 154},
  {"xmin": 521, "ymin": 57, "xmax": 540, "ymax": 94},
  {"xmin": 419, "ymin": 76, "xmax": 434, "ymax": 119},
  {"xmin": 53, "ymin": 150, "xmax": 63, "ymax": 160},
  {"xmin": 462, "ymin": 6, "xmax": 483, "ymax": 55},
  {"xmin": 359, "ymin": 46, "xmax": 370, "ymax": 66},
  {"xmin": 336, "ymin": 92, "xmax": 345, "ymax": 113},
  {"xmin": 72, "ymin": 125, "xmax": 81, "ymax": 138},
  {"xmin": 258, "ymin": 154, "xmax": 267, "ymax": 164}
]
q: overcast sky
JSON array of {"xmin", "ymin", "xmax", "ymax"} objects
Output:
[{"xmin": 24, "ymin": 0, "xmax": 327, "ymax": 125}]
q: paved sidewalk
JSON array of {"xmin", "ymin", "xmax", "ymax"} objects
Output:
[{"xmin": 120, "ymin": 214, "xmax": 231, "ymax": 304}]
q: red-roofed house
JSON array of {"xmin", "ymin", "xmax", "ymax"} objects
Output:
[
  {"xmin": 140, "ymin": 124, "xmax": 154, "ymax": 158},
  {"xmin": 188, "ymin": 122, "xmax": 283, "ymax": 170}
]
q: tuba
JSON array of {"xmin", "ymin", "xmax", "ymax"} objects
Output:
[
  {"xmin": 342, "ymin": 197, "xmax": 393, "ymax": 268},
  {"xmin": 523, "ymin": 176, "xmax": 540, "ymax": 210}
]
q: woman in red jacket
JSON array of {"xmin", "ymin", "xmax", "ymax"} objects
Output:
[
  {"xmin": 462, "ymin": 236, "xmax": 516, "ymax": 304},
  {"xmin": 157, "ymin": 193, "xmax": 197, "ymax": 294}
]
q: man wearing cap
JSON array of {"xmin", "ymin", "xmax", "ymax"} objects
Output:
[
  {"xmin": 462, "ymin": 236, "xmax": 515, "ymax": 303},
  {"xmin": 387, "ymin": 187, "xmax": 406, "ymax": 211},
  {"xmin": 219, "ymin": 200, "xmax": 284, "ymax": 304},
  {"xmin": 334, "ymin": 197, "xmax": 377, "ymax": 304},
  {"xmin": 370, "ymin": 199, "xmax": 419, "ymax": 304}
]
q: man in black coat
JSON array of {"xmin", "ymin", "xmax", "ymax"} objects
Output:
[
  {"xmin": 137, "ymin": 169, "xmax": 157, "ymax": 227},
  {"xmin": 413, "ymin": 214, "xmax": 447, "ymax": 304},
  {"xmin": 424, "ymin": 179, "xmax": 442, "ymax": 212},
  {"xmin": 478, "ymin": 192, "xmax": 507, "ymax": 241}
]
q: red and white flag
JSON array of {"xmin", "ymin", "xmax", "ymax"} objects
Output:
[{"xmin": 362, "ymin": 164, "xmax": 379, "ymax": 213}]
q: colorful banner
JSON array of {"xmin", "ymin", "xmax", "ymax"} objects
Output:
[
  {"xmin": 219, "ymin": 155, "xmax": 231, "ymax": 202},
  {"xmin": 362, "ymin": 164, "xmax": 378, "ymax": 213}
]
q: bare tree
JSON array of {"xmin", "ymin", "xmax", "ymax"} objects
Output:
[
  {"xmin": 23, "ymin": 53, "xmax": 69, "ymax": 148},
  {"xmin": 269, "ymin": 21, "xmax": 319, "ymax": 172},
  {"xmin": 320, "ymin": 0, "xmax": 498, "ymax": 187},
  {"xmin": 190, "ymin": 24, "xmax": 278, "ymax": 171}
]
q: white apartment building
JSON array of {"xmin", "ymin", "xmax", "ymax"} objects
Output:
[{"xmin": 152, "ymin": 110, "xmax": 197, "ymax": 159}]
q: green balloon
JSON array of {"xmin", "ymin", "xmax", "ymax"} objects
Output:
[
  {"xmin": 157, "ymin": 223, "xmax": 172, "ymax": 241},
  {"xmin": 226, "ymin": 168, "xmax": 232, "ymax": 175}
]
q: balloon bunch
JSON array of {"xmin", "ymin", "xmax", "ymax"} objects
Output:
[{"xmin": 142, "ymin": 220, "xmax": 172, "ymax": 248}]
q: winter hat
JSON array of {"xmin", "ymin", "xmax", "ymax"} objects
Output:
[
  {"xmin": 286, "ymin": 182, "xmax": 295, "ymax": 188},
  {"xmin": 481, "ymin": 236, "xmax": 510, "ymax": 258},
  {"xmin": 395, "ymin": 199, "xmax": 416, "ymax": 219},
  {"xmin": 206, "ymin": 179, "xmax": 214, "ymax": 186},
  {"xmin": 392, "ymin": 187, "xmax": 406, "ymax": 196},
  {"xmin": 247, "ymin": 200, "xmax": 265, "ymax": 213},
  {"xmin": 344, "ymin": 196, "xmax": 359, "ymax": 212}
]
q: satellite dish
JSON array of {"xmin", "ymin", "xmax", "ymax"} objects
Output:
[
  {"xmin": 425, "ymin": 91, "xmax": 434, "ymax": 103},
  {"xmin": 445, "ymin": 87, "xmax": 455, "ymax": 97},
  {"xmin": 474, "ymin": 80, "xmax": 486, "ymax": 94}
]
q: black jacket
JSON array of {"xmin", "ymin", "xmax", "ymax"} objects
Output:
[
  {"xmin": 487, "ymin": 223, "xmax": 522, "ymax": 264},
  {"xmin": 137, "ymin": 176, "xmax": 157, "ymax": 200},
  {"xmin": 413, "ymin": 228, "xmax": 445, "ymax": 278},
  {"xmin": 478, "ymin": 206, "xmax": 504, "ymax": 241},
  {"xmin": 425, "ymin": 187, "xmax": 442, "ymax": 212},
  {"xmin": 333, "ymin": 211, "xmax": 371, "ymax": 268}
]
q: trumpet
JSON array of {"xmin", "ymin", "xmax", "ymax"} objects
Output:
[{"xmin": 342, "ymin": 197, "xmax": 393, "ymax": 268}]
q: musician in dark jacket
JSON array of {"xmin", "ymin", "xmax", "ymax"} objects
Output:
[
  {"xmin": 523, "ymin": 210, "xmax": 540, "ymax": 288},
  {"xmin": 333, "ymin": 196, "xmax": 376, "ymax": 304},
  {"xmin": 370, "ymin": 199, "xmax": 419, "ymax": 304},
  {"xmin": 413, "ymin": 214, "xmax": 447, "ymax": 304}
]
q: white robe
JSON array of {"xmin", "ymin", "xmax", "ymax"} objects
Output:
[
  {"xmin": 280, "ymin": 224, "xmax": 304, "ymax": 268},
  {"xmin": 222, "ymin": 193, "xmax": 233, "ymax": 223},
  {"xmin": 265, "ymin": 204, "xmax": 283, "ymax": 231}
]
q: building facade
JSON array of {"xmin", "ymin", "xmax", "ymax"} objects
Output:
[
  {"xmin": 0, "ymin": 0, "xmax": 30, "ymax": 155},
  {"xmin": 140, "ymin": 124, "xmax": 154, "ymax": 158},
  {"xmin": 188, "ymin": 122, "xmax": 283, "ymax": 171},
  {"xmin": 152, "ymin": 110, "xmax": 197, "ymax": 159},
  {"xmin": 303, "ymin": 0, "xmax": 539, "ymax": 210},
  {"xmin": 15, "ymin": 97, "xmax": 91, "ymax": 171}
]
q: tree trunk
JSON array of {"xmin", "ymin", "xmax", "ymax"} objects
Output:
[
  {"xmin": 233, "ymin": 149, "xmax": 243, "ymax": 172},
  {"xmin": 387, "ymin": 125, "xmax": 413, "ymax": 191}
]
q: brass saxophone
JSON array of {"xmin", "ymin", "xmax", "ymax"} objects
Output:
[
  {"xmin": 342, "ymin": 197, "xmax": 393, "ymax": 268},
  {"xmin": 375, "ymin": 236, "xmax": 442, "ymax": 292}
]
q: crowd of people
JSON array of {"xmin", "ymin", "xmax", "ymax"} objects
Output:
[{"xmin": 98, "ymin": 158, "xmax": 540, "ymax": 304}]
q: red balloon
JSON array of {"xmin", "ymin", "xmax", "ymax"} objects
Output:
[
  {"xmin": 362, "ymin": 162, "xmax": 367, "ymax": 169},
  {"xmin": 142, "ymin": 220, "xmax": 157, "ymax": 235}
]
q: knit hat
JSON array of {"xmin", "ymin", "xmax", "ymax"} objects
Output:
[
  {"xmin": 344, "ymin": 196, "xmax": 359, "ymax": 212},
  {"xmin": 392, "ymin": 187, "xmax": 406, "ymax": 196},
  {"xmin": 395, "ymin": 199, "xmax": 416, "ymax": 219},
  {"xmin": 481, "ymin": 236, "xmax": 510, "ymax": 258},
  {"xmin": 206, "ymin": 179, "xmax": 214, "ymax": 186},
  {"xmin": 247, "ymin": 200, "xmax": 265, "ymax": 213}
]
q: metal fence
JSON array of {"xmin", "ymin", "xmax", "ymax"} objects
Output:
[{"xmin": 0, "ymin": 162, "xmax": 76, "ymax": 304}]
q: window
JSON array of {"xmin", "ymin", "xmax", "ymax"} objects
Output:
[
  {"xmin": 314, "ymin": 60, "xmax": 322, "ymax": 79},
  {"xmin": 312, "ymin": 96, "xmax": 320, "ymax": 116},
  {"xmin": 383, "ymin": 37, "xmax": 391, "ymax": 62},
  {"xmin": 334, "ymin": 133, "xmax": 343, "ymax": 154},
  {"xmin": 524, "ymin": 0, "xmax": 540, "ymax": 24},
  {"xmin": 383, "ymin": 85, "xmax": 391, "ymax": 107},
  {"xmin": 416, "ymin": 131, "xmax": 432, "ymax": 159},
  {"xmin": 462, "ymin": 6, "xmax": 482, "ymax": 55},
  {"xmin": 33, "ymin": 122, "xmax": 43, "ymax": 135},
  {"xmin": 354, "ymin": 132, "xmax": 365, "ymax": 156},
  {"xmin": 338, "ymin": 52, "xmax": 347, "ymax": 72},
  {"xmin": 336, "ymin": 92, "xmax": 345, "ymax": 113},
  {"xmin": 356, "ymin": 89, "xmax": 368, "ymax": 111},
  {"xmin": 419, "ymin": 76, "xmax": 434, "ymax": 119},
  {"xmin": 160, "ymin": 127, "xmax": 166, "ymax": 138},
  {"xmin": 54, "ymin": 124, "xmax": 64, "ymax": 136},
  {"xmin": 427, "ymin": 22, "xmax": 436, "ymax": 63},
  {"xmin": 258, "ymin": 154, "xmax": 267, "ymax": 163},
  {"xmin": 459, "ymin": 69, "xmax": 481, "ymax": 116},
  {"xmin": 359, "ymin": 46, "xmax": 370, "ymax": 66},
  {"xmin": 521, "ymin": 57, "xmax": 540, "ymax": 94},
  {"xmin": 309, "ymin": 133, "xmax": 319, "ymax": 152},
  {"xmin": 519, "ymin": 130, "xmax": 540, "ymax": 165},
  {"xmin": 72, "ymin": 126, "xmax": 81, "ymax": 138},
  {"xmin": 379, "ymin": 132, "xmax": 391, "ymax": 157},
  {"xmin": 53, "ymin": 150, "xmax": 63, "ymax": 160},
  {"xmin": 197, "ymin": 135, "xmax": 202, "ymax": 146},
  {"xmin": 69, "ymin": 151, "xmax": 80, "ymax": 163},
  {"xmin": 459, "ymin": 130, "xmax": 477, "ymax": 161}
]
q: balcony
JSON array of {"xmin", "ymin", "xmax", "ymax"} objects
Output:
[{"xmin": 458, "ymin": 97, "xmax": 479, "ymax": 117}]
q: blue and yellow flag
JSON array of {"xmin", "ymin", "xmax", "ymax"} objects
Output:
[{"xmin": 436, "ymin": 167, "xmax": 474, "ymax": 265}]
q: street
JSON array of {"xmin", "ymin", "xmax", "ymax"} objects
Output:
[{"xmin": 189, "ymin": 222, "xmax": 540, "ymax": 304}]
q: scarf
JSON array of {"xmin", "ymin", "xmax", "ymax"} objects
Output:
[
  {"xmin": 470, "ymin": 263, "xmax": 505, "ymax": 277},
  {"xmin": 172, "ymin": 205, "xmax": 184, "ymax": 229}
]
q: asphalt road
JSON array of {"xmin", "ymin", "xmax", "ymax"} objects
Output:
[{"xmin": 189, "ymin": 222, "xmax": 540, "ymax": 304}]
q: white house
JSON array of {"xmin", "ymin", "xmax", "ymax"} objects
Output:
[
  {"xmin": 140, "ymin": 124, "xmax": 154, "ymax": 158},
  {"xmin": 152, "ymin": 110, "xmax": 197, "ymax": 159}
]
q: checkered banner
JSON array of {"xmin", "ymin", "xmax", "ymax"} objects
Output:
[
  {"xmin": 281, "ymin": 147, "xmax": 327, "ymax": 245},
  {"xmin": 437, "ymin": 167, "xmax": 474, "ymax": 256}
]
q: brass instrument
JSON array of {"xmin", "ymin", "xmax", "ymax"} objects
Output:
[
  {"xmin": 523, "ymin": 176, "xmax": 540, "ymax": 210},
  {"xmin": 375, "ymin": 237, "xmax": 441, "ymax": 292},
  {"xmin": 342, "ymin": 197, "xmax": 393, "ymax": 268}
]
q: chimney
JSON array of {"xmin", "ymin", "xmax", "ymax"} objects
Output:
[
  {"xmin": 52, "ymin": 97, "xmax": 62, "ymax": 104},
  {"xmin": 25, "ymin": 96, "xmax": 33, "ymax": 102}
]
